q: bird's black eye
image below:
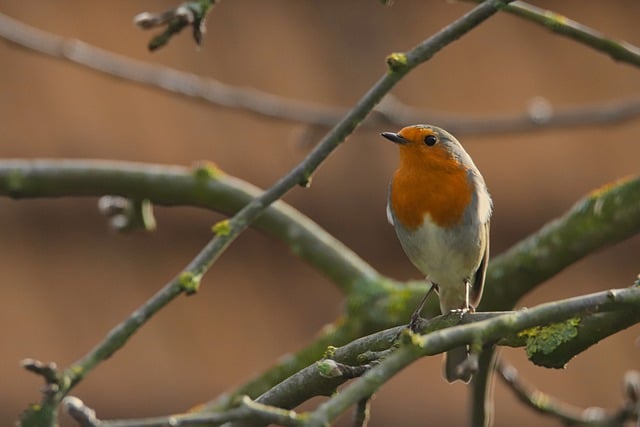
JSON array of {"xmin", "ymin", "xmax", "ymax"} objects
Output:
[{"xmin": 424, "ymin": 134, "xmax": 437, "ymax": 146}]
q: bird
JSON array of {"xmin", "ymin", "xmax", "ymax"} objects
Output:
[{"xmin": 381, "ymin": 124, "xmax": 492, "ymax": 383}]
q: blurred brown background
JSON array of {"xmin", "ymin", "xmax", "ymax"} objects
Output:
[{"xmin": 1, "ymin": 1, "xmax": 639, "ymax": 426}]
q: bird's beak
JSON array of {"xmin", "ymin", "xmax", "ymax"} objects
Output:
[{"xmin": 381, "ymin": 132, "xmax": 408, "ymax": 144}]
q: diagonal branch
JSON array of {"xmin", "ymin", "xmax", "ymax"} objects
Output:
[{"xmin": 467, "ymin": 0, "xmax": 640, "ymax": 67}]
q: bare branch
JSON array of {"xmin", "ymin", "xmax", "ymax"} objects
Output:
[
  {"xmin": 471, "ymin": 174, "xmax": 640, "ymax": 426},
  {"xmin": 63, "ymin": 395, "xmax": 304, "ymax": 427},
  {"xmin": 482, "ymin": 175, "xmax": 640, "ymax": 311},
  {"xmin": 0, "ymin": 159, "xmax": 379, "ymax": 293},
  {"xmin": 0, "ymin": 11, "xmax": 347, "ymax": 126},
  {"xmin": 7, "ymin": 161, "xmax": 640, "ymax": 426},
  {"xmin": 352, "ymin": 398, "xmax": 371, "ymax": 427},
  {"xmin": 215, "ymin": 287, "xmax": 640, "ymax": 427},
  {"xmin": 14, "ymin": 3, "xmax": 515, "ymax": 423},
  {"xmin": 2, "ymin": 12, "xmax": 638, "ymax": 135},
  {"xmin": 496, "ymin": 360, "xmax": 638, "ymax": 426},
  {"xmin": 482, "ymin": 0, "xmax": 640, "ymax": 67},
  {"xmin": 379, "ymin": 95, "xmax": 640, "ymax": 136},
  {"xmin": 305, "ymin": 286, "xmax": 640, "ymax": 427},
  {"xmin": 63, "ymin": 397, "xmax": 99, "ymax": 427},
  {"xmin": 21, "ymin": 359, "xmax": 59, "ymax": 386}
]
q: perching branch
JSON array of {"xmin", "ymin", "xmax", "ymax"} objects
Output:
[
  {"xmin": 471, "ymin": 174, "xmax": 640, "ymax": 426},
  {"xmin": 1, "ymin": 12, "xmax": 639, "ymax": 135},
  {"xmin": 304, "ymin": 286, "xmax": 640, "ymax": 427},
  {"xmin": 8, "ymin": 158, "xmax": 640, "ymax": 426},
  {"xmin": 7, "ymin": 161, "xmax": 629, "ymax": 421},
  {"xmin": 209, "ymin": 289, "xmax": 639, "ymax": 427},
  {"xmin": 209, "ymin": 174, "xmax": 640, "ymax": 425},
  {"xmin": 59, "ymin": 288, "xmax": 640, "ymax": 427}
]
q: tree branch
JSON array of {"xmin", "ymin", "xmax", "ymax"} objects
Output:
[
  {"xmin": 16, "ymin": 2, "xmax": 515, "ymax": 424},
  {"xmin": 205, "ymin": 174, "xmax": 640, "ymax": 421},
  {"xmin": 10, "ymin": 162, "xmax": 638, "ymax": 426},
  {"xmin": 483, "ymin": 0, "xmax": 640, "ymax": 67},
  {"xmin": 0, "ymin": 11, "xmax": 354, "ymax": 127},
  {"xmin": 0, "ymin": 159, "xmax": 379, "ymax": 294},
  {"xmin": 2, "ymin": 11, "xmax": 638, "ymax": 135},
  {"xmin": 496, "ymin": 361, "xmax": 638, "ymax": 426},
  {"xmin": 379, "ymin": 95, "xmax": 640, "ymax": 136},
  {"xmin": 470, "ymin": 174, "xmax": 640, "ymax": 426},
  {"xmin": 213, "ymin": 286, "xmax": 640, "ymax": 427},
  {"xmin": 64, "ymin": 395, "xmax": 304, "ymax": 427},
  {"xmin": 482, "ymin": 174, "xmax": 640, "ymax": 311},
  {"xmin": 304, "ymin": 286, "xmax": 640, "ymax": 427}
]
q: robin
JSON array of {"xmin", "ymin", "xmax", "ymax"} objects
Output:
[{"xmin": 382, "ymin": 124, "xmax": 492, "ymax": 383}]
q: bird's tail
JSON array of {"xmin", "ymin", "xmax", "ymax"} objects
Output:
[{"xmin": 445, "ymin": 346, "xmax": 472, "ymax": 383}]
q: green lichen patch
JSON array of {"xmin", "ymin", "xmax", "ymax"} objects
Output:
[{"xmin": 519, "ymin": 317, "xmax": 580, "ymax": 359}]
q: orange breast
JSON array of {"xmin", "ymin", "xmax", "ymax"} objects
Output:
[{"xmin": 391, "ymin": 145, "xmax": 472, "ymax": 229}]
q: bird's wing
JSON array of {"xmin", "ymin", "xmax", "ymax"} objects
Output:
[{"xmin": 470, "ymin": 221, "xmax": 490, "ymax": 309}]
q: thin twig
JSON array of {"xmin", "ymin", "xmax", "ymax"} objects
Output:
[
  {"xmin": 379, "ymin": 95, "xmax": 640, "ymax": 136},
  {"xmin": 1, "ymin": 12, "xmax": 639, "ymax": 134},
  {"xmin": 496, "ymin": 359, "xmax": 637, "ymax": 426},
  {"xmin": 470, "ymin": 349, "xmax": 497, "ymax": 427},
  {"xmin": 0, "ymin": 11, "xmax": 347, "ymax": 126},
  {"xmin": 353, "ymin": 398, "xmax": 371, "ymax": 427},
  {"xmin": 64, "ymin": 395, "xmax": 304, "ymax": 427}
]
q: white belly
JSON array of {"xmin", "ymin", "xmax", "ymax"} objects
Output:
[{"xmin": 393, "ymin": 215, "xmax": 484, "ymax": 312}]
